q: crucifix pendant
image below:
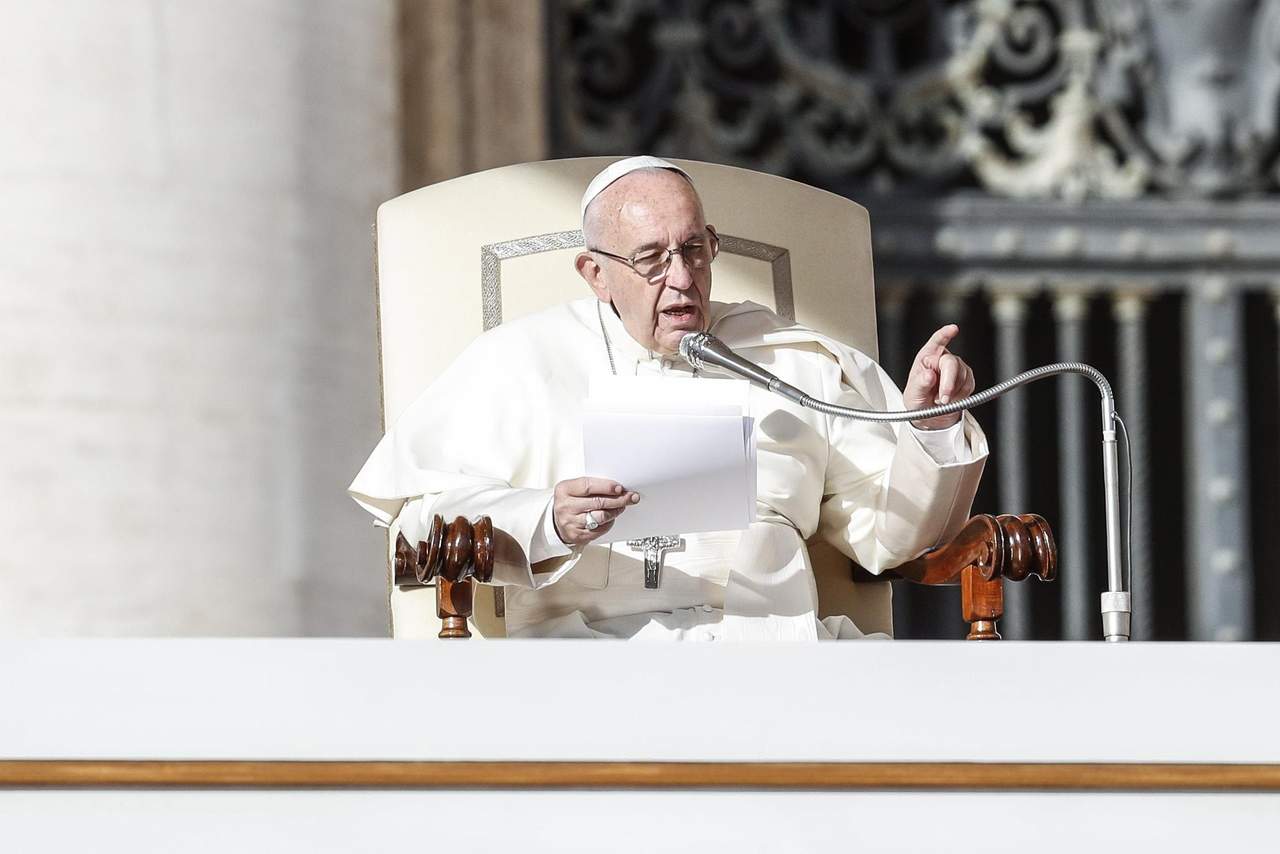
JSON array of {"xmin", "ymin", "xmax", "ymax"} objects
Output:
[{"xmin": 626, "ymin": 535, "xmax": 683, "ymax": 589}]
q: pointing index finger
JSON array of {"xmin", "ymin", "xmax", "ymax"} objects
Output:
[
  {"xmin": 925, "ymin": 324, "xmax": 959, "ymax": 354},
  {"xmin": 917, "ymin": 324, "xmax": 959, "ymax": 370}
]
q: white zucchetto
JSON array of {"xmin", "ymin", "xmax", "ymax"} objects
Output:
[{"xmin": 580, "ymin": 156, "xmax": 693, "ymax": 226}]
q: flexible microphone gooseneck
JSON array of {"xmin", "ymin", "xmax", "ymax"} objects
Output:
[{"xmin": 679, "ymin": 330, "xmax": 1132, "ymax": 642}]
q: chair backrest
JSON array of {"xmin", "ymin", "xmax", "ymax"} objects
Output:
[{"xmin": 374, "ymin": 157, "xmax": 892, "ymax": 637}]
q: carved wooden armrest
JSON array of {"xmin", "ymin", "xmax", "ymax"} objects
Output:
[
  {"xmin": 394, "ymin": 514, "xmax": 494, "ymax": 639},
  {"xmin": 894, "ymin": 514, "xmax": 1057, "ymax": 640}
]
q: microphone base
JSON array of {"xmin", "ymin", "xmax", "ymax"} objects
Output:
[{"xmin": 1101, "ymin": 591, "xmax": 1132, "ymax": 642}]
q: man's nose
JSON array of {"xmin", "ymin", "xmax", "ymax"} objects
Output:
[{"xmin": 662, "ymin": 253, "xmax": 695, "ymax": 290}]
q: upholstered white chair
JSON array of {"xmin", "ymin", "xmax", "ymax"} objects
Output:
[{"xmin": 373, "ymin": 157, "xmax": 894, "ymax": 639}]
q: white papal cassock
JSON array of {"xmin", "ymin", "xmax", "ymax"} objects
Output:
[{"xmin": 351, "ymin": 297, "xmax": 988, "ymax": 640}]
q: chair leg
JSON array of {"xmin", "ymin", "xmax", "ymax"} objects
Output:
[
  {"xmin": 437, "ymin": 578, "xmax": 473, "ymax": 639},
  {"xmin": 961, "ymin": 565, "xmax": 1003, "ymax": 641}
]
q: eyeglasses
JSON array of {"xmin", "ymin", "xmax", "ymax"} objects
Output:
[{"xmin": 588, "ymin": 231, "xmax": 720, "ymax": 283}]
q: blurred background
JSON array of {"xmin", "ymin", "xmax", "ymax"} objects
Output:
[{"xmin": 2, "ymin": 0, "xmax": 1276, "ymax": 640}]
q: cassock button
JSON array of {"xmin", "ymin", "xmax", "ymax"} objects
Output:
[{"xmin": 701, "ymin": 604, "xmax": 714, "ymax": 613}]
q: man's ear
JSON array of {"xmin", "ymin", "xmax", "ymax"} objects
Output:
[{"xmin": 575, "ymin": 251, "xmax": 609, "ymax": 302}]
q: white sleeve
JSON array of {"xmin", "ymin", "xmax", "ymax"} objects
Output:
[
  {"xmin": 819, "ymin": 359, "xmax": 988, "ymax": 574},
  {"xmin": 530, "ymin": 495, "xmax": 573, "ymax": 563},
  {"xmin": 906, "ymin": 419, "xmax": 972, "ymax": 465}
]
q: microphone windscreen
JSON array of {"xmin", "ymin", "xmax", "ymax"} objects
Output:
[{"xmin": 678, "ymin": 331, "xmax": 712, "ymax": 368}]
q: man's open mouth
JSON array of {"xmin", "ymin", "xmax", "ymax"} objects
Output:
[{"xmin": 661, "ymin": 305, "xmax": 698, "ymax": 318}]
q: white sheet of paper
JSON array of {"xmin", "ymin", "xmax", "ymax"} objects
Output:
[
  {"xmin": 582, "ymin": 376, "xmax": 756, "ymax": 544},
  {"xmin": 588, "ymin": 374, "xmax": 751, "ymax": 414}
]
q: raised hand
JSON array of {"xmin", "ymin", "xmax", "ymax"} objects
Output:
[
  {"xmin": 903, "ymin": 324, "xmax": 975, "ymax": 430},
  {"xmin": 552, "ymin": 477, "xmax": 641, "ymax": 546}
]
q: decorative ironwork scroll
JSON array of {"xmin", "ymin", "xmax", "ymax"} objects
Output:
[{"xmin": 551, "ymin": 0, "xmax": 1280, "ymax": 201}]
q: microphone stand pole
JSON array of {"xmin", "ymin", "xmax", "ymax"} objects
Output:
[{"xmin": 683, "ymin": 336, "xmax": 1131, "ymax": 641}]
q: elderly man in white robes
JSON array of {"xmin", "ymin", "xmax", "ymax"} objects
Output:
[{"xmin": 351, "ymin": 156, "xmax": 986, "ymax": 640}]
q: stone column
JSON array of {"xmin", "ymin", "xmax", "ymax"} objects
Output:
[
  {"xmin": 0, "ymin": 2, "xmax": 400, "ymax": 635},
  {"xmin": 1113, "ymin": 292, "xmax": 1153, "ymax": 640},
  {"xmin": 990, "ymin": 289, "xmax": 1032, "ymax": 639},
  {"xmin": 1054, "ymin": 291, "xmax": 1092, "ymax": 640},
  {"xmin": 398, "ymin": 0, "xmax": 548, "ymax": 189},
  {"xmin": 1183, "ymin": 277, "xmax": 1253, "ymax": 641}
]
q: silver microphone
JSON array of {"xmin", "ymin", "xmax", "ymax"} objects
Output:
[
  {"xmin": 679, "ymin": 329, "xmax": 1132, "ymax": 642},
  {"xmin": 678, "ymin": 331, "xmax": 809, "ymax": 405}
]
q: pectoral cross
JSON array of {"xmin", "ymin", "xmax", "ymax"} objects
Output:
[{"xmin": 627, "ymin": 535, "xmax": 684, "ymax": 589}]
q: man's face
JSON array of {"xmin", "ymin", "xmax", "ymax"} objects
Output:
[{"xmin": 576, "ymin": 170, "xmax": 714, "ymax": 356}]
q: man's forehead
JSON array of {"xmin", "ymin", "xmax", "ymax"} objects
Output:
[
  {"xmin": 600, "ymin": 171, "xmax": 705, "ymax": 234},
  {"xmin": 610, "ymin": 168, "xmax": 697, "ymax": 199}
]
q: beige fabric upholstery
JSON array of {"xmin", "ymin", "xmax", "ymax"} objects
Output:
[{"xmin": 374, "ymin": 157, "xmax": 892, "ymax": 638}]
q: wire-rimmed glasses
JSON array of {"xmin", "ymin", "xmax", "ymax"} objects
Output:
[{"xmin": 588, "ymin": 230, "xmax": 720, "ymax": 283}]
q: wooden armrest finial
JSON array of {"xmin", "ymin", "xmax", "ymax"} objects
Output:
[
  {"xmin": 393, "ymin": 515, "xmax": 494, "ymax": 639},
  {"xmin": 998, "ymin": 514, "xmax": 1056, "ymax": 583},
  {"xmin": 896, "ymin": 513, "xmax": 1057, "ymax": 641}
]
